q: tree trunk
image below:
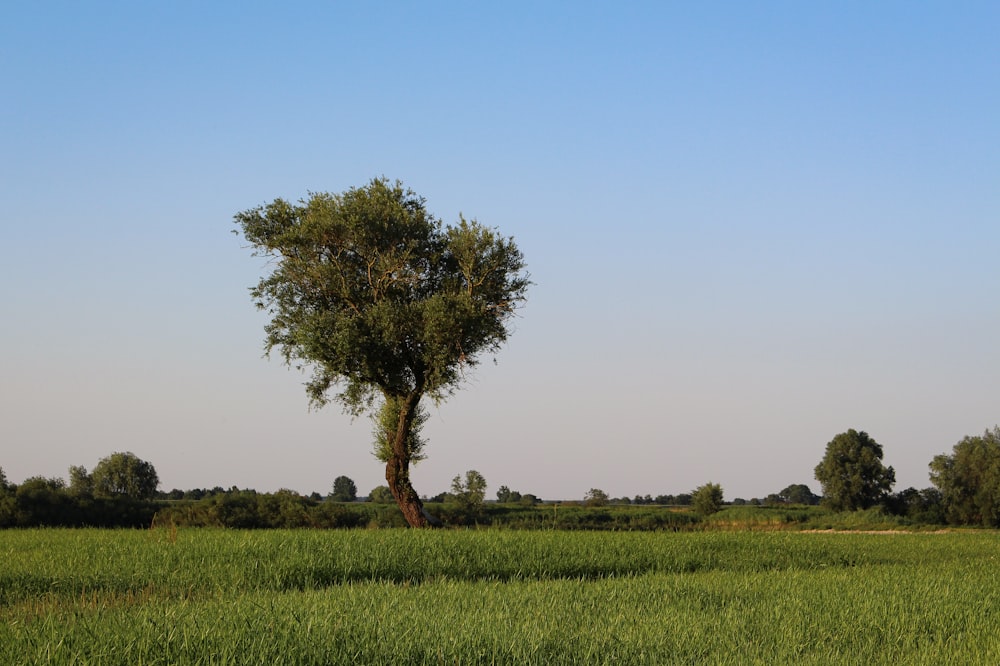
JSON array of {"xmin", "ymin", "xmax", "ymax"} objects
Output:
[{"xmin": 384, "ymin": 392, "xmax": 438, "ymax": 527}]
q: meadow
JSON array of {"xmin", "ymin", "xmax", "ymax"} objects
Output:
[{"xmin": 2, "ymin": 528, "xmax": 999, "ymax": 664}]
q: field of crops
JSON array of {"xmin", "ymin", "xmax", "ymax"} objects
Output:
[{"xmin": 2, "ymin": 528, "xmax": 999, "ymax": 664}]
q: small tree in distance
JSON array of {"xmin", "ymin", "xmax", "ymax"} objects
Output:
[
  {"xmin": 496, "ymin": 485, "xmax": 522, "ymax": 503},
  {"xmin": 450, "ymin": 470, "xmax": 487, "ymax": 514},
  {"xmin": 330, "ymin": 475, "xmax": 358, "ymax": 502},
  {"xmin": 584, "ymin": 488, "xmax": 609, "ymax": 507},
  {"xmin": 778, "ymin": 483, "xmax": 820, "ymax": 505},
  {"xmin": 692, "ymin": 482, "xmax": 724, "ymax": 515}
]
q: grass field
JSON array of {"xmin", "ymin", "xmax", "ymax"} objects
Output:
[{"xmin": 2, "ymin": 528, "xmax": 999, "ymax": 664}]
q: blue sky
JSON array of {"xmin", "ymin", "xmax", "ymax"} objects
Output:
[{"xmin": 2, "ymin": 2, "xmax": 997, "ymax": 501}]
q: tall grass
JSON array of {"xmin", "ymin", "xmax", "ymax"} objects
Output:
[{"xmin": 2, "ymin": 529, "xmax": 998, "ymax": 664}]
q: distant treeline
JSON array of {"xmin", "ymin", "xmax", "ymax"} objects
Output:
[
  {"xmin": 0, "ymin": 481, "xmax": 697, "ymax": 530},
  {"xmin": 0, "ymin": 481, "xmax": 945, "ymax": 531},
  {"xmin": 0, "ymin": 464, "xmax": 954, "ymax": 530},
  {"xmin": 6, "ymin": 424, "xmax": 1000, "ymax": 530}
]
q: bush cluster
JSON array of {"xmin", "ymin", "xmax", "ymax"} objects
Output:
[{"xmin": 0, "ymin": 476, "xmax": 158, "ymax": 528}]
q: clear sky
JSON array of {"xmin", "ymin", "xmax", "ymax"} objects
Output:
[{"xmin": 2, "ymin": 2, "xmax": 997, "ymax": 502}]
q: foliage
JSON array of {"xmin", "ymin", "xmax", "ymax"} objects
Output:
[
  {"xmin": 814, "ymin": 429, "xmax": 895, "ymax": 511},
  {"xmin": 0, "ymin": 469, "xmax": 11, "ymax": 527},
  {"xmin": 703, "ymin": 504, "xmax": 826, "ymax": 529},
  {"xmin": 691, "ymin": 482, "xmax": 724, "ymax": 515},
  {"xmin": 496, "ymin": 484, "xmax": 522, "ymax": 503},
  {"xmin": 67, "ymin": 465, "xmax": 94, "ymax": 498},
  {"xmin": 652, "ymin": 493, "xmax": 692, "ymax": 506},
  {"xmin": 0, "ymin": 475, "xmax": 156, "ymax": 528},
  {"xmin": 584, "ymin": 488, "xmax": 609, "ymax": 507},
  {"xmin": 777, "ymin": 483, "xmax": 821, "ymax": 505},
  {"xmin": 235, "ymin": 178, "xmax": 529, "ymax": 526},
  {"xmin": 330, "ymin": 475, "xmax": 358, "ymax": 502},
  {"xmin": 368, "ymin": 485, "xmax": 394, "ymax": 503},
  {"xmin": 0, "ymin": 483, "xmax": 957, "ymax": 531},
  {"xmin": 930, "ymin": 426, "xmax": 1000, "ymax": 527},
  {"xmin": 885, "ymin": 487, "xmax": 946, "ymax": 524},
  {"xmin": 449, "ymin": 470, "xmax": 488, "ymax": 520},
  {"xmin": 797, "ymin": 505, "xmax": 912, "ymax": 531},
  {"xmin": 370, "ymin": 396, "xmax": 429, "ymax": 463},
  {"xmin": 91, "ymin": 452, "xmax": 160, "ymax": 500},
  {"xmin": 13, "ymin": 477, "xmax": 71, "ymax": 526},
  {"xmin": 488, "ymin": 504, "xmax": 700, "ymax": 531}
]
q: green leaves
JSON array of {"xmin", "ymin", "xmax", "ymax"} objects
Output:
[
  {"xmin": 814, "ymin": 429, "xmax": 895, "ymax": 512},
  {"xmin": 692, "ymin": 482, "xmax": 724, "ymax": 515},
  {"xmin": 371, "ymin": 396, "xmax": 428, "ymax": 464},
  {"xmin": 330, "ymin": 475, "xmax": 358, "ymax": 503},
  {"xmin": 235, "ymin": 177, "xmax": 529, "ymax": 416},
  {"xmin": 91, "ymin": 452, "xmax": 160, "ymax": 501},
  {"xmin": 929, "ymin": 426, "xmax": 1000, "ymax": 526},
  {"xmin": 450, "ymin": 470, "xmax": 487, "ymax": 512}
]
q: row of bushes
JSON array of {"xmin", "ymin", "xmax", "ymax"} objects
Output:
[
  {"xmin": 0, "ymin": 484, "xmax": 710, "ymax": 530},
  {"xmin": 0, "ymin": 480, "xmax": 948, "ymax": 531},
  {"xmin": 153, "ymin": 497, "xmax": 712, "ymax": 531},
  {"xmin": 0, "ymin": 489, "xmax": 158, "ymax": 528}
]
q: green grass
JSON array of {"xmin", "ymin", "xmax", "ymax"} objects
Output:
[{"xmin": 2, "ymin": 529, "xmax": 999, "ymax": 664}]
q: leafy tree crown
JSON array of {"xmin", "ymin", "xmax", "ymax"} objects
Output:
[
  {"xmin": 330, "ymin": 475, "xmax": 358, "ymax": 502},
  {"xmin": 91, "ymin": 452, "xmax": 159, "ymax": 500},
  {"xmin": 235, "ymin": 178, "xmax": 530, "ymax": 414},
  {"xmin": 929, "ymin": 426, "xmax": 1000, "ymax": 527},
  {"xmin": 692, "ymin": 482, "xmax": 724, "ymax": 515},
  {"xmin": 814, "ymin": 429, "xmax": 895, "ymax": 511}
]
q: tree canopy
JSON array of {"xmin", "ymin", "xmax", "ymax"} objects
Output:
[
  {"xmin": 496, "ymin": 485, "xmax": 522, "ymax": 503},
  {"xmin": 235, "ymin": 178, "xmax": 529, "ymax": 526},
  {"xmin": 930, "ymin": 427, "xmax": 1000, "ymax": 527},
  {"xmin": 778, "ymin": 484, "xmax": 820, "ymax": 505},
  {"xmin": 330, "ymin": 475, "xmax": 358, "ymax": 503},
  {"xmin": 91, "ymin": 452, "xmax": 160, "ymax": 501},
  {"xmin": 450, "ymin": 470, "xmax": 487, "ymax": 514},
  {"xmin": 584, "ymin": 488, "xmax": 609, "ymax": 507},
  {"xmin": 691, "ymin": 482, "xmax": 724, "ymax": 515},
  {"xmin": 814, "ymin": 429, "xmax": 895, "ymax": 511}
]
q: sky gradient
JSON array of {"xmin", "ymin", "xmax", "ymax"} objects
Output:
[{"xmin": 2, "ymin": 2, "xmax": 998, "ymax": 501}]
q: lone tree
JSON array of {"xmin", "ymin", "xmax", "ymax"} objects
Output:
[
  {"xmin": 691, "ymin": 482, "xmax": 724, "ymax": 515},
  {"xmin": 450, "ymin": 469, "xmax": 487, "ymax": 514},
  {"xmin": 584, "ymin": 488, "xmax": 609, "ymax": 507},
  {"xmin": 330, "ymin": 475, "xmax": 358, "ymax": 502},
  {"xmin": 496, "ymin": 485, "xmax": 522, "ymax": 503},
  {"xmin": 814, "ymin": 429, "xmax": 895, "ymax": 511},
  {"xmin": 235, "ymin": 178, "xmax": 529, "ymax": 527}
]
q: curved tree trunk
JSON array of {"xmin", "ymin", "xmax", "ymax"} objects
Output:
[{"xmin": 385, "ymin": 392, "xmax": 438, "ymax": 527}]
